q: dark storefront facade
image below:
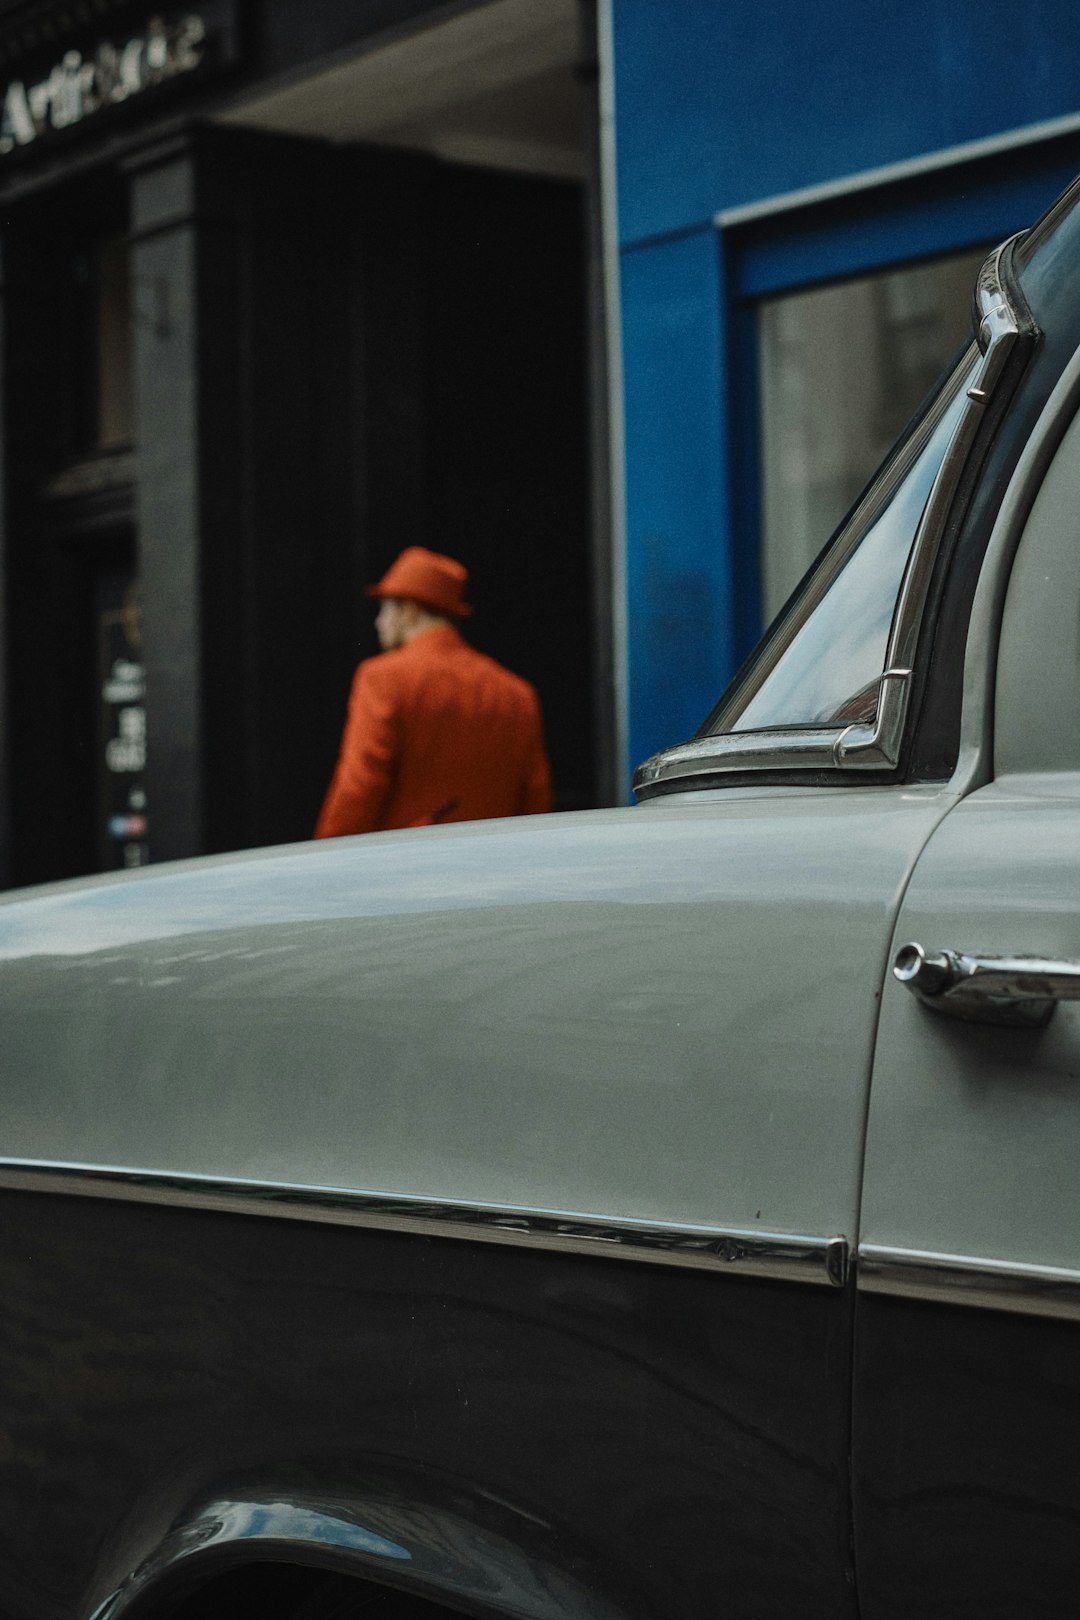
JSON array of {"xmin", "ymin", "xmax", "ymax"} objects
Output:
[{"xmin": 0, "ymin": 0, "xmax": 604, "ymax": 888}]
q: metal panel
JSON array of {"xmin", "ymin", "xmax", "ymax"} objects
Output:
[
  {"xmin": 0, "ymin": 787, "xmax": 951, "ymax": 1248},
  {"xmin": 852, "ymin": 343, "xmax": 1080, "ymax": 1619},
  {"xmin": 0, "ymin": 1159, "xmax": 849, "ymax": 1287},
  {"xmin": 0, "ymin": 1192, "xmax": 859, "ymax": 1619},
  {"xmin": 859, "ymin": 391, "xmax": 1080, "ymax": 1284}
]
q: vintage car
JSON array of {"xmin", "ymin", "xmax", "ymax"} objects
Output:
[{"xmin": 4, "ymin": 170, "xmax": 1080, "ymax": 1620}]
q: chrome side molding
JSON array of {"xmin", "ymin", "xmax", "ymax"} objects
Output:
[
  {"xmin": 0, "ymin": 1157, "xmax": 850, "ymax": 1289},
  {"xmin": 860, "ymin": 1243, "xmax": 1080, "ymax": 1324},
  {"xmin": 893, "ymin": 941, "xmax": 1080, "ymax": 1027}
]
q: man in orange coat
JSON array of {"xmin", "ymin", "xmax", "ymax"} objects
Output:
[{"xmin": 315, "ymin": 547, "xmax": 552, "ymax": 838}]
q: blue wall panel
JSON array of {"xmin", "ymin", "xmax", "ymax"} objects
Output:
[
  {"xmin": 612, "ymin": 0, "xmax": 1080, "ymax": 245},
  {"xmin": 610, "ymin": 0, "xmax": 1080, "ymax": 787},
  {"xmin": 735, "ymin": 157, "xmax": 1080, "ymax": 297},
  {"xmin": 620, "ymin": 229, "xmax": 733, "ymax": 774}
]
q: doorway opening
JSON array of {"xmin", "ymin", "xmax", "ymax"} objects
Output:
[
  {"xmin": 2, "ymin": 172, "xmax": 141, "ymax": 887},
  {"xmin": 217, "ymin": 0, "xmax": 605, "ymax": 816}
]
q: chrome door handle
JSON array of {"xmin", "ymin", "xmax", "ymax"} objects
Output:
[{"xmin": 893, "ymin": 943, "xmax": 1080, "ymax": 1028}]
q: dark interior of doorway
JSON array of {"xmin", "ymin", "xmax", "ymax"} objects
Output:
[
  {"xmin": 319, "ymin": 144, "xmax": 596, "ymax": 833},
  {"xmin": 1, "ymin": 170, "xmax": 141, "ymax": 887},
  {"xmin": 145, "ymin": 127, "xmax": 595, "ymax": 865},
  {"xmin": 1, "ymin": 130, "xmax": 594, "ymax": 886}
]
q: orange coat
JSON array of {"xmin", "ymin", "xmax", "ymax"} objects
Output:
[{"xmin": 315, "ymin": 625, "xmax": 552, "ymax": 837}]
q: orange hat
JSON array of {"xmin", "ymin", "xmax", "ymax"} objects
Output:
[{"xmin": 366, "ymin": 547, "xmax": 473, "ymax": 618}]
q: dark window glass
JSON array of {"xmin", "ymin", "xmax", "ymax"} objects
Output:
[
  {"xmin": 704, "ymin": 345, "xmax": 978, "ymax": 736},
  {"xmin": 757, "ymin": 248, "xmax": 986, "ymax": 624}
]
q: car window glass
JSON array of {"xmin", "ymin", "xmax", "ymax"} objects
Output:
[{"xmin": 703, "ymin": 347, "xmax": 978, "ymax": 737}]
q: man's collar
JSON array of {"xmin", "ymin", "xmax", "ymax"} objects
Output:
[{"xmin": 404, "ymin": 622, "xmax": 463, "ymax": 650}]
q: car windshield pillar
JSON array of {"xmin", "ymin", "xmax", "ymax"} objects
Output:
[{"xmin": 633, "ymin": 235, "xmax": 1036, "ymax": 800}]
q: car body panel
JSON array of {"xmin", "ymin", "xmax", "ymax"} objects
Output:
[
  {"xmin": 0, "ymin": 788, "xmax": 951, "ymax": 1242},
  {"xmin": 852, "ymin": 1294, "xmax": 1080, "ymax": 1620},
  {"xmin": 852, "ymin": 340, "xmax": 1080, "ymax": 1618},
  {"xmin": 993, "ymin": 377, "xmax": 1080, "ymax": 779},
  {"xmin": 860, "ymin": 364, "xmax": 1080, "ymax": 1280},
  {"xmin": 0, "ymin": 783, "xmax": 949, "ymax": 1617},
  {"xmin": 0, "ymin": 1189, "xmax": 857, "ymax": 1620},
  {"xmin": 861, "ymin": 777, "xmax": 1080, "ymax": 1275}
]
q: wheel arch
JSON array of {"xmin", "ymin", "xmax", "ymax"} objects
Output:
[{"xmin": 87, "ymin": 1488, "xmax": 627, "ymax": 1620}]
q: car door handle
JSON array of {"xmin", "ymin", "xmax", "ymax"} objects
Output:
[{"xmin": 893, "ymin": 943, "xmax": 1080, "ymax": 1027}]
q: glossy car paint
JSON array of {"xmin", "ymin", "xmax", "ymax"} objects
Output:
[
  {"xmin": 0, "ymin": 1191, "xmax": 856, "ymax": 1620},
  {"xmin": 862, "ymin": 359, "xmax": 1080, "ymax": 1275},
  {"xmin": 864, "ymin": 779, "xmax": 1080, "ymax": 1271},
  {"xmin": 853, "ymin": 324, "xmax": 1080, "ymax": 1610},
  {"xmin": 0, "ymin": 783, "xmax": 950, "ymax": 1617},
  {"xmin": 0, "ymin": 788, "xmax": 951, "ymax": 1241},
  {"xmin": 853, "ymin": 777, "xmax": 1080, "ymax": 1619},
  {"xmin": 852, "ymin": 1294, "xmax": 1080, "ymax": 1620}
]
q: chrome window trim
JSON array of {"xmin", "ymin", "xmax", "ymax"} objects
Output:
[
  {"xmin": 859, "ymin": 1243, "xmax": 1080, "ymax": 1324},
  {"xmin": 0, "ymin": 1157, "xmax": 849, "ymax": 1288},
  {"xmin": 633, "ymin": 236, "xmax": 1029, "ymax": 800}
]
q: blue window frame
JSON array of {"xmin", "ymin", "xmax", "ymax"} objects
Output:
[
  {"xmin": 621, "ymin": 143, "xmax": 1080, "ymax": 784},
  {"xmin": 723, "ymin": 147, "xmax": 1080, "ymax": 666}
]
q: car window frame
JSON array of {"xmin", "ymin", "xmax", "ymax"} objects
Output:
[{"xmin": 633, "ymin": 234, "xmax": 1037, "ymax": 801}]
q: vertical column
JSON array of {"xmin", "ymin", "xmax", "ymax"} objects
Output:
[
  {"xmin": 129, "ymin": 127, "xmax": 372, "ymax": 862},
  {"xmin": 0, "ymin": 235, "xmax": 9, "ymax": 888},
  {"xmin": 129, "ymin": 140, "xmax": 205, "ymax": 861},
  {"xmin": 1, "ymin": 201, "xmax": 126, "ymax": 886},
  {"xmin": 619, "ymin": 227, "xmax": 735, "ymax": 774},
  {"xmin": 580, "ymin": 0, "xmax": 619, "ymax": 807}
]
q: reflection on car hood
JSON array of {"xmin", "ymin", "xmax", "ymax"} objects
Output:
[{"xmin": 0, "ymin": 788, "xmax": 950, "ymax": 1239}]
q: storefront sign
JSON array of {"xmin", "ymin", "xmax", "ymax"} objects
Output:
[
  {"xmin": 100, "ymin": 605, "xmax": 149, "ymax": 871},
  {"xmin": 0, "ymin": 13, "xmax": 208, "ymax": 156}
]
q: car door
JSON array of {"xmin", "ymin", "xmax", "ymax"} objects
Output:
[{"xmin": 854, "ymin": 350, "xmax": 1080, "ymax": 1618}]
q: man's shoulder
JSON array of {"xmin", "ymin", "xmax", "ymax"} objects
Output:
[
  {"xmin": 460, "ymin": 644, "xmax": 538, "ymax": 701},
  {"xmin": 359, "ymin": 645, "xmax": 412, "ymax": 675},
  {"xmin": 351, "ymin": 647, "xmax": 411, "ymax": 694},
  {"xmin": 365, "ymin": 631, "xmax": 539, "ymax": 707},
  {"xmin": 360, "ymin": 634, "xmax": 460, "ymax": 691}
]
